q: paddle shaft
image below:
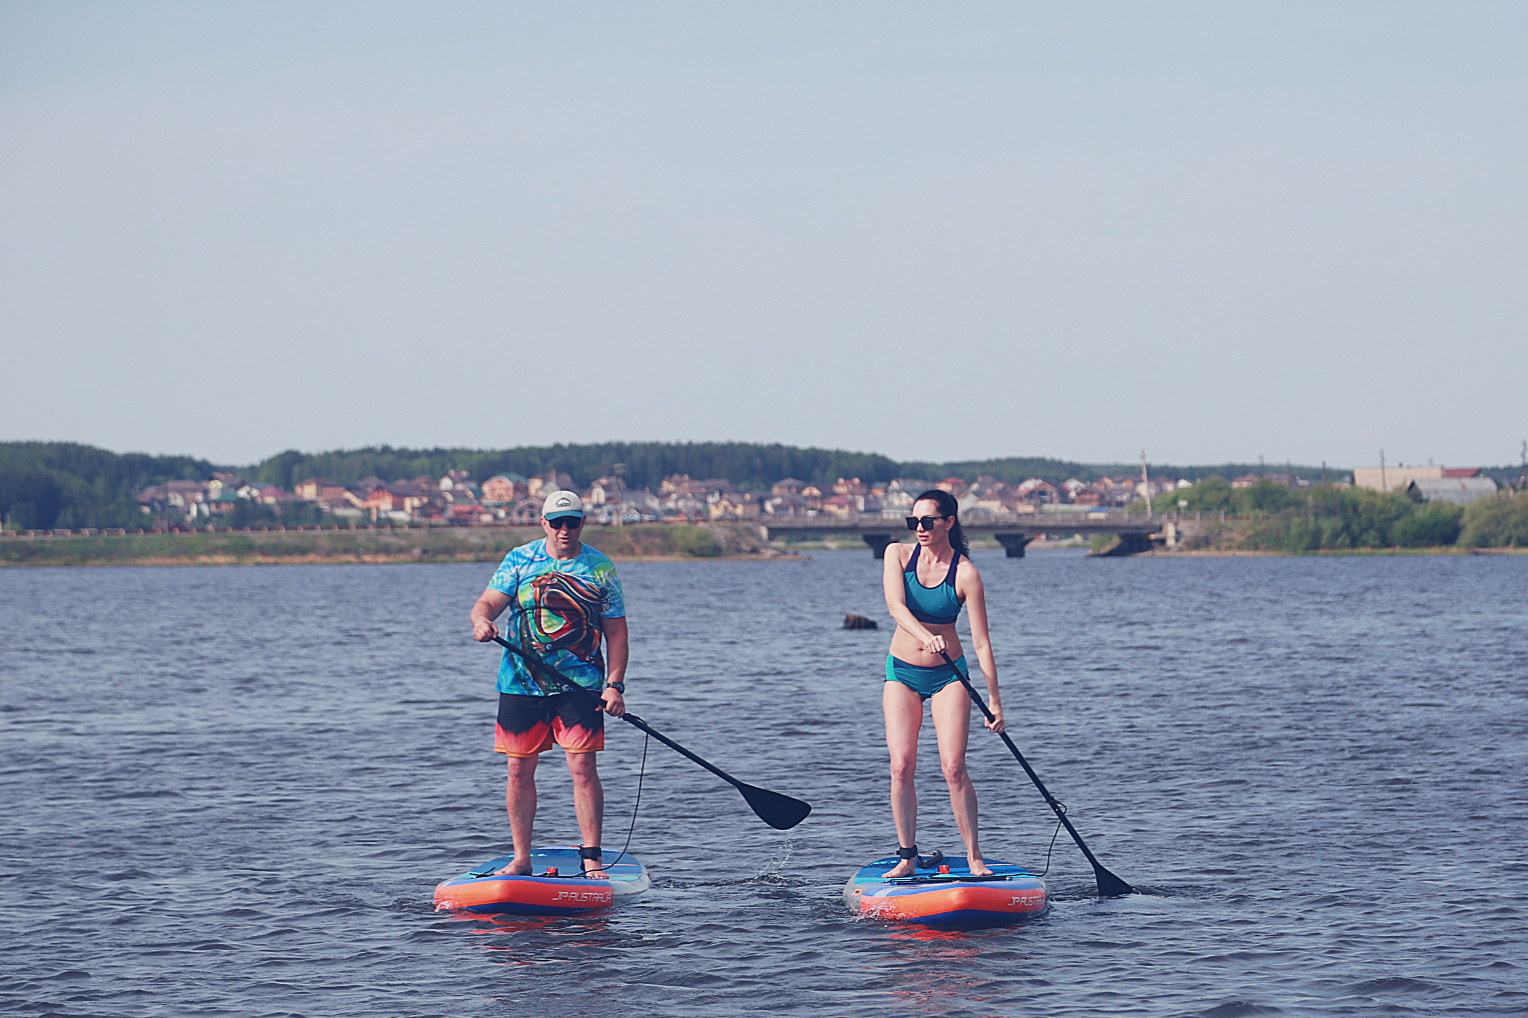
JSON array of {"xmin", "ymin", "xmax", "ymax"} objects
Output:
[
  {"xmin": 491, "ymin": 635, "xmax": 765, "ymax": 795},
  {"xmin": 941, "ymin": 651, "xmax": 1136, "ymax": 896}
]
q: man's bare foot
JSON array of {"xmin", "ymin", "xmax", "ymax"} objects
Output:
[
  {"xmin": 493, "ymin": 857, "xmax": 532, "ymax": 876},
  {"xmin": 967, "ymin": 857, "xmax": 993, "ymax": 877},
  {"xmin": 883, "ymin": 858, "xmax": 917, "ymax": 879},
  {"xmin": 582, "ymin": 857, "xmax": 611, "ymax": 879}
]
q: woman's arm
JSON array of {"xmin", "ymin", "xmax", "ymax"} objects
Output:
[
  {"xmin": 883, "ymin": 544, "xmax": 947, "ymax": 654},
  {"xmin": 959, "ymin": 562, "xmax": 1005, "ymax": 733}
]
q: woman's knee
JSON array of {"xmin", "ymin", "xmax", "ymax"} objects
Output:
[{"xmin": 940, "ymin": 759, "xmax": 969, "ymax": 786}]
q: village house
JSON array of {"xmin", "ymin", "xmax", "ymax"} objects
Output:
[
  {"xmin": 833, "ymin": 477, "xmax": 869, "ymax": 497},
  {"xmin": 1407, "ymin": 475, "xmax": 1498, "ymax": 505},
  {"xmin": 764, "ymin": 492, "xmax": 814, "ymax": 517},
  {"xmin": 481, "ymin": 475, "xmax": 527, "ymax": 504},
  {"xmin": 584, "ymin": 476, "xmax": 625, "ymax": 506},
  {"xmin": 1015, "ymin": 478, "xmax": 1063, "ymax": 505},
  {"xmin": 709, "ymin": 493, "xmax": 762, "ymax": 520},
  {"xmin": 771, "ymin": 478, "xmax": 807, "ymax": 496}
]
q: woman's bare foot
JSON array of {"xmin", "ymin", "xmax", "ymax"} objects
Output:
[
  {"xmin": 967, "ymin": 856, "xmax": 993, "ymax": 877},
  {"xmin": 883, "ymin": 858, "xmax": 918, "ymax": 879}
]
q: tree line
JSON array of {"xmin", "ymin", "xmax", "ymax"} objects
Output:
[
  {"xmin": 0, "ymin": 442, "xmax": 216, "ymax": 531},
  {"xmin": 9, "ymin": 438, "xmax": 1520, "ymax": 546},
  {"xmin": 1172, "ymin": 476, "xmax": 1528, "ymax": 550}
]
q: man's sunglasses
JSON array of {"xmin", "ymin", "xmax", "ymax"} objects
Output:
[
  {"xmin": 546, "ymin": 516, "xmax": 584, "ymax": 530},
  {"xmin": 905, "ymin": 515, "xmax": 949, "ymax": 531}
]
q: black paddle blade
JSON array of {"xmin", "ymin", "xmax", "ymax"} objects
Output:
[
  {"xmin": 737, "ymin": 782, "xmax": 812, "ymax": 830},
  {"xmin": 1093, "ymin": 865, "xmax": 1136, "ymax": 897}
]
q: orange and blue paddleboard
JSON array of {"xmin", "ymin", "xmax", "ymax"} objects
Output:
[
  {"xmin": 844, "ymin": 855, "xmax": 1047, "ymax": 927},
  {"xmin": 435, "ymin": 847, "xmax": 651, "ymax": 916}
]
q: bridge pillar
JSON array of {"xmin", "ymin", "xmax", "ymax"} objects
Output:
[
  {"xmin": 994, "ymin": 533, "xmax": 1033, "ymax": 558},
  {"xmin": 861, "ymin": 533, "xmax": 895, "ymax": 559},
  {"xmin": 1093, "ymin": 533, "xmax": 1155, "ymax": 556}
]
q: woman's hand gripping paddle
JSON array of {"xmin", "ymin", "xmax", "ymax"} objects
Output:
[
  {"xmin": 490, "ymin": 635, "xmax": 812, "ymax": 831},
  {"xmin": 940, "ymin": 651, "xmax": 1136, "ymax": 897}
]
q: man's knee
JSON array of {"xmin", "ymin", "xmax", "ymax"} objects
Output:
[
  {"xmin": 565, "ymin": 750, "xmax": 600, "ymax": 781},
  {"xmin": 507, "ymin": 755, "xmax": 538, "ymax": 784}
]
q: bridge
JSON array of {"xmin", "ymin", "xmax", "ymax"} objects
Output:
[{"xmin": 761, "ymin": 511, "xmax": 1206, "ymax": 557}]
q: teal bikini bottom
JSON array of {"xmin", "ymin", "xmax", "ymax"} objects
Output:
[{"xmin": 885, "ymin": 654, "xmax": 967, "ymax": 701}]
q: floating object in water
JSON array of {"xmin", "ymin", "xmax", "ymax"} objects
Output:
[
  {"xmin": 435, "ymin": 847, "xmax": 650, "ymax": 916},
  {"xmin": 844, "ymin": 855, "xmax": 1047, "ymax": 927},
  {"xmin": 843, "ymin": 614, "xmax": 879, "ymax": 630}
]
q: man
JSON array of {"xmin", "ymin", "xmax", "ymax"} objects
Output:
[{"xmin": 469, "ymin": 490, "xmax": 629, "ymax": 877}]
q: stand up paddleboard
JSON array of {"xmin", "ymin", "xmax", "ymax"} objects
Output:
[
  {"xmin": 844, "ymin": 854, "xmax": 1047, "ymax": 927},
  {"xmin": 435, "ymin": 847, "xmax": 651, "ymax": 916}
]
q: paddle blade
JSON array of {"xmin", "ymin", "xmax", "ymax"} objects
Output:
[
  {"xmin": 737, "ymin": 782, "xmax": 812, "ymax": 830},
  {"xmin": 1093, "ymin": 865, "xmax": 1136, "ymax": 898}
]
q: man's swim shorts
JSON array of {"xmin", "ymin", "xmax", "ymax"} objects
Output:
[{"xmin": 494, "ymin": 690, "xmax": 605, "ymax": 757}]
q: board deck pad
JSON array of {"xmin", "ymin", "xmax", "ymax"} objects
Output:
[
  {"xmin": 435, "ymin": 846, "xmax": 651, "ymax": 916},
  {"xmin": 844, "ymin": 855, "xmax": 1047, "ymax": 927}
]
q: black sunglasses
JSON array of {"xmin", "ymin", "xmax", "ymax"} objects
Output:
[
  {"xmin": 905, "ymin": 515, "xmax": 949, "ymax": 531},
  {"xmin": 545, "ymin": 516, "xmax": 584, "ymax": 530}
]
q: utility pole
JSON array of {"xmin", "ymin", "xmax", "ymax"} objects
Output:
[
  {"xmin": 1140, "ymin": 451, "xmax": 1153, "ymax": 515},
  {"xmin": 1379, "ymin": 449, "xmax": 1386, "ymax": 492}
]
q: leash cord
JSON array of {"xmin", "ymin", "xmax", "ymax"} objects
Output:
[
  {"xmin": 585, "ymin": 729, "xmax": 649, "ymax": 874},
  {"xmin": 1033, "ymin": 801, "xmax": 1066, "ymax": 878}
]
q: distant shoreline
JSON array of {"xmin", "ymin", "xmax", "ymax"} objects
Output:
[{"xmin": 0, "ymin": 524, "xmax": 787, "ymax": 568}]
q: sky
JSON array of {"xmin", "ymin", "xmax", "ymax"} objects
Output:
[{"xmin": 2, "ymin": 2, "xmax": 1524, "ymax": 470}]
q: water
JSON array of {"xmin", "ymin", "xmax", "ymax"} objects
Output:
[{"xmin": 2, "ymin": 550, "xmax": 1525, "ymax": 1017}]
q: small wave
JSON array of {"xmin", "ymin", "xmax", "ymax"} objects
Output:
[
  {"xmin": 1185, "ymin": 1001, "xmax": 1284, "ymax": 1017},
  {"xmin": 1347, "ymin": 976, "xmax": 1442, "ymax": 994}
]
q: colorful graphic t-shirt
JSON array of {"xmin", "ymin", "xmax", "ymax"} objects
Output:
[{"xmin": 486, "ymin": 540, "xmax": 626, "ymax": 696}]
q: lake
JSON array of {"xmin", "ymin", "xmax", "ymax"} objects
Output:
[{"xmin": 2, "ymin": 549, "xmax": 1524, "ymax": 1017}]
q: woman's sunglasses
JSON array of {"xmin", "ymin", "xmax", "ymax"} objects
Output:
[
  {"xmin": 905, "ymin": 515, "xmax": 949, "ymax": 531},
  {"xmin": 545, "ymin": 517, "xmax": 584, "ymax": 530}
]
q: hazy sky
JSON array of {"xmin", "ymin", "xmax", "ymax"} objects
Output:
[{"xmin": 3, "ymin": 2, "xmax": 1524, "ymax": 469}]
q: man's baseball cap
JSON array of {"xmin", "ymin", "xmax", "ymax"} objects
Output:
[{"xmin": 541, "ymin": 490, "xmax": 586, "ymax": 520}]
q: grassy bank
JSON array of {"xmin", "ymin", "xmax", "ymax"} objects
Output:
[{"xmin": 0, "ymin": 524, "xmax": 778, "ymax": 567}]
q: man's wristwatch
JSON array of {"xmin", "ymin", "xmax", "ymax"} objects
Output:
[{"xmin": 604, "ymin": 681, "xmax": 625, "ymax": 694}]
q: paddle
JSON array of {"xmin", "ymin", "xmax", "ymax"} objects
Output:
[
  {"xmin": 940, "ymin": 650, "xmax": 1136, "ymax": 897},
  {"xmin": 489, "ymin": 635, "xmax": 812, "ymax": 831}
]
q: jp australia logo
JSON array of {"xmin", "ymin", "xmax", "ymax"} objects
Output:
[
  {"xmin": 554, "ymin": 889, "xmax": 612, "ymax": 902},
  {"xmin": 1010, "ymin": 893, "xmax": 1044, "ymax": 907}
]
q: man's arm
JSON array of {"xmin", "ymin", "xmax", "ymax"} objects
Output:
[
  {"xmin": 600, "ymin": 616, "xmax": 628, "ymax": 718},
  {"xmin": 471, "ymin": 589, "xmax": 513, "ymax": 642}
]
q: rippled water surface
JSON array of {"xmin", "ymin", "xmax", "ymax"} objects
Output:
[{"xmin": 3, "ymin": 550, "xmax": 1526, "ymax": 1017}]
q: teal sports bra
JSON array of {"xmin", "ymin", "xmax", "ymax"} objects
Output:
[{"xmin": 903, "ymin": 545, "xmax": 962, "ymax": 625}]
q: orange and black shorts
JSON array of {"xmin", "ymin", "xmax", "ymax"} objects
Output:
[{"xmin": 494, "ymin": 691, "xmax": 605, "ymax": 757}]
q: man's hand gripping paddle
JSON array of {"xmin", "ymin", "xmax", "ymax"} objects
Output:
[
  {"xmin": 491, "ymin": 635, "xmax": 812, "ymax": 831},
  {"xmin": 941, "ymin": 650, "xmax": 1136, "ymax": 897}
]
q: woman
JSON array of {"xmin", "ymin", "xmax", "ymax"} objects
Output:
[{"xmin": 881, "ymin": 488, "xmax": 1004, "ymax": 878}]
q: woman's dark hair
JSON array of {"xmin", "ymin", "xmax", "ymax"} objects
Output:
[{"xmin": 913, "ymin": 489, "xmax": 969, "ymax": 559}]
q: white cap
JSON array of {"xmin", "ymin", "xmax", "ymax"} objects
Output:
[{"xmin": 541, "ymin": 490, "xmax": 585, "ymax": 520}]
